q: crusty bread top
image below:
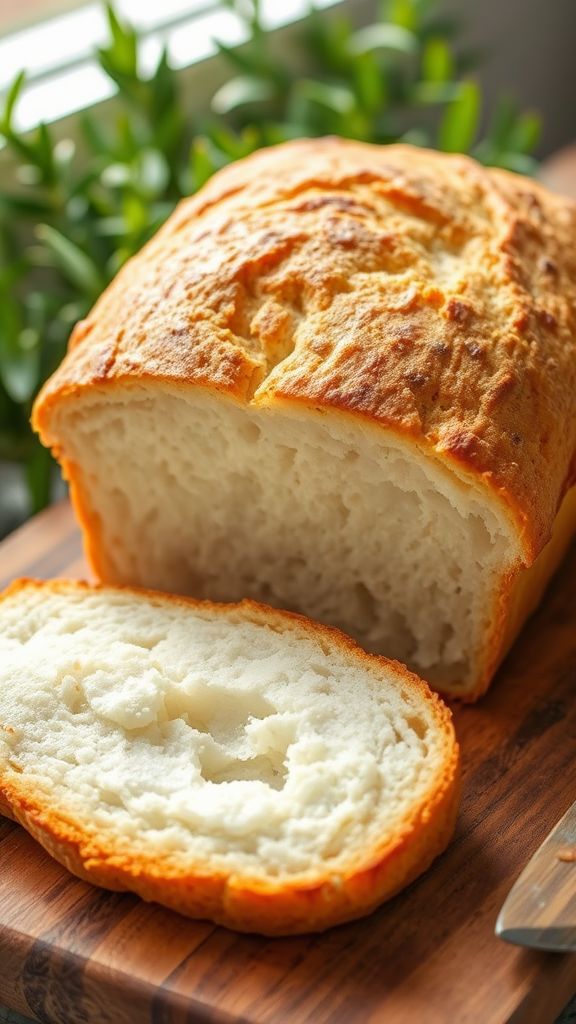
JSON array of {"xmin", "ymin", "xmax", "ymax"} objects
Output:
[{"xmin": 33, "ymin": 138, "xmax": 576, "ymax": 561}]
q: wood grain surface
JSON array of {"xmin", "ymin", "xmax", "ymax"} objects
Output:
[{"xmin": 0, "ymin": 500, "xmax": 575, "ymax": 1024}]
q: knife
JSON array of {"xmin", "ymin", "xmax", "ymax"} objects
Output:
[{"xmin": 496, "ymin": 800, "xmax": 576, "ymax": 951}]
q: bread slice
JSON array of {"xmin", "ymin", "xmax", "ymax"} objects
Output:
[
  {"xmin": 0, "ymin": 578, "xmax": 459, "ymax": 935},
  {"xmin": 32, "ymin": 138, "xmax": 576, "ymax": 700}
]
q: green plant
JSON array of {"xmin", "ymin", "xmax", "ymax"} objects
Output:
[{"xmin": 0, "ymin": 0, "xmax": 541, "ymax": 518}]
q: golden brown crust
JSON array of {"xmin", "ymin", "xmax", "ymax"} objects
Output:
[
  {"xmin": 470, "ymin": 483, "xmax": 576, "ymax": 701},
  {"xmin": 33, "ymin": 138, "xmax": 576, "ymax": 561},
  {"xmin": 0, "ymin": 577, "xmax": 460, "ymax": 935}
]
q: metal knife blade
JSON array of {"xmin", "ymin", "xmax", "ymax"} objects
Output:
[{"xmin": 496, "ymin": 800, "xmax": 576, "ymax": 951}]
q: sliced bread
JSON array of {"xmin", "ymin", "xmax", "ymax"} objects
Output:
[
  {"xmin": 32, "ymin": 138, "xmax": 576, "ymax": 700},
  {"xmin": 0, "ymin": 578, "xmax": 459, "ymax": 935}
]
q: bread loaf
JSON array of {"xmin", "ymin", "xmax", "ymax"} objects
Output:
[
  {"xmin": 32, "ymin": 138, "xmax": 576, "ymax": 699},
  {"xmin": 0, "ymin": 578, "xmax": 459, "ymax": 935}
]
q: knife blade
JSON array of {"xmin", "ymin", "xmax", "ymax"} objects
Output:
[{"xmin": 496, "ymin": 800, "xmax": 576, "ymax": 951}]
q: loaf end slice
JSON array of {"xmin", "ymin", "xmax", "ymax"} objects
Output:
[{"xmin": 0, "ymin": 578, "xmax": 459, "ymax": 935}]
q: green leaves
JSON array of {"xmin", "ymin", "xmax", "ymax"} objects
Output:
[
  {"xmin": 0, "ymin": 226, "xmax": 34, "ymax": 405},
  {"xmin": 422, "ymin": 37, "xmax": 453, "ymax": 83},
  {"xmin": 212, "ymin": 75, "xmax": 277, "ymax": 116},
  {"xmin": 35, "ymin": 225, "xmax": 105, "ymax": 299},
  {"xmin": 0, "ymin": 0, "xmax": 543, "ymax": 520},
  {"xmin": 0, "ymin": 305, "xmax": 36, "ymax": 405},
  {"xmin": 97, "ymin": 4, "xmax": 138, "ymax": 83},
  {"xmin": 473, "ymin": 96, "xmax": 541, "ymax": 172},
  {"xmin": 0, "ymin": 286, "xmax": 40, "ymax": 408},
  {"xmin": 386, "ymin": 0, "xmax": 419, "ymax": 32},
  {"xmin": 0, "ymin": 6, "xmax": 188, "ymax": 518},
  {"xmin": 349, "ymin": 24, "xmax": 418, "ymax": 59},
  {"xmin": 0, "ymin": 70, "xmax": 26, "ymax": 134},
  {"xmin": 189, "ymin": 138, "xmax": 219, "ymax": 192},
  {"xmin": 292, "ymin": 79, "xmax": 357, "ymax": 117},
  {"xmin": 354, "ymin": 52, "xmax": 386, "ymax": 114},
  {"xmin": 438, "ymin": 80, "xmax": 481, "ymax": 152}
]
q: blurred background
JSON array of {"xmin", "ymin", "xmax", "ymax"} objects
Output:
[{"xmin": 0, "ymin": 0, "xmax": 575, "ymax": 538}]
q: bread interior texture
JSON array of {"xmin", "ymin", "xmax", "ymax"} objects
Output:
[
  {"xmin": 55, "ymin": 386, "xmax": 516, "ymax": 693},
  {"xmin": 0, "ymin": 585, "xmax": 448, "ymax": 877}
]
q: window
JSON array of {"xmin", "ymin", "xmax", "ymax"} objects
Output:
[{"xmin": 0, "ymin": 0, "xmax": 342, "ymax": 134}]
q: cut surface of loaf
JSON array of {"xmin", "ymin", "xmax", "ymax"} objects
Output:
[
  {"xmin": 33, "ymin": 138, "xmax": 576, "ymax": 699},
  {"xmin": 0, "ymin": 579, "xmax": 459, "ymax": 935}
]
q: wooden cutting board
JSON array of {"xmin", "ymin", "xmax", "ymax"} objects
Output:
[{"xmin": 0, "ymin": 500, "xmax": 575, "ymax": 1024}]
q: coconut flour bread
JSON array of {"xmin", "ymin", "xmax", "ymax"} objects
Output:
[
  {"xmin": 0, "ymin": 579, "xmax": 459, "ymax": 935},
  {"xmin": 32, "ymin": 138, "xmax": 576, "ymax": 700}
]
